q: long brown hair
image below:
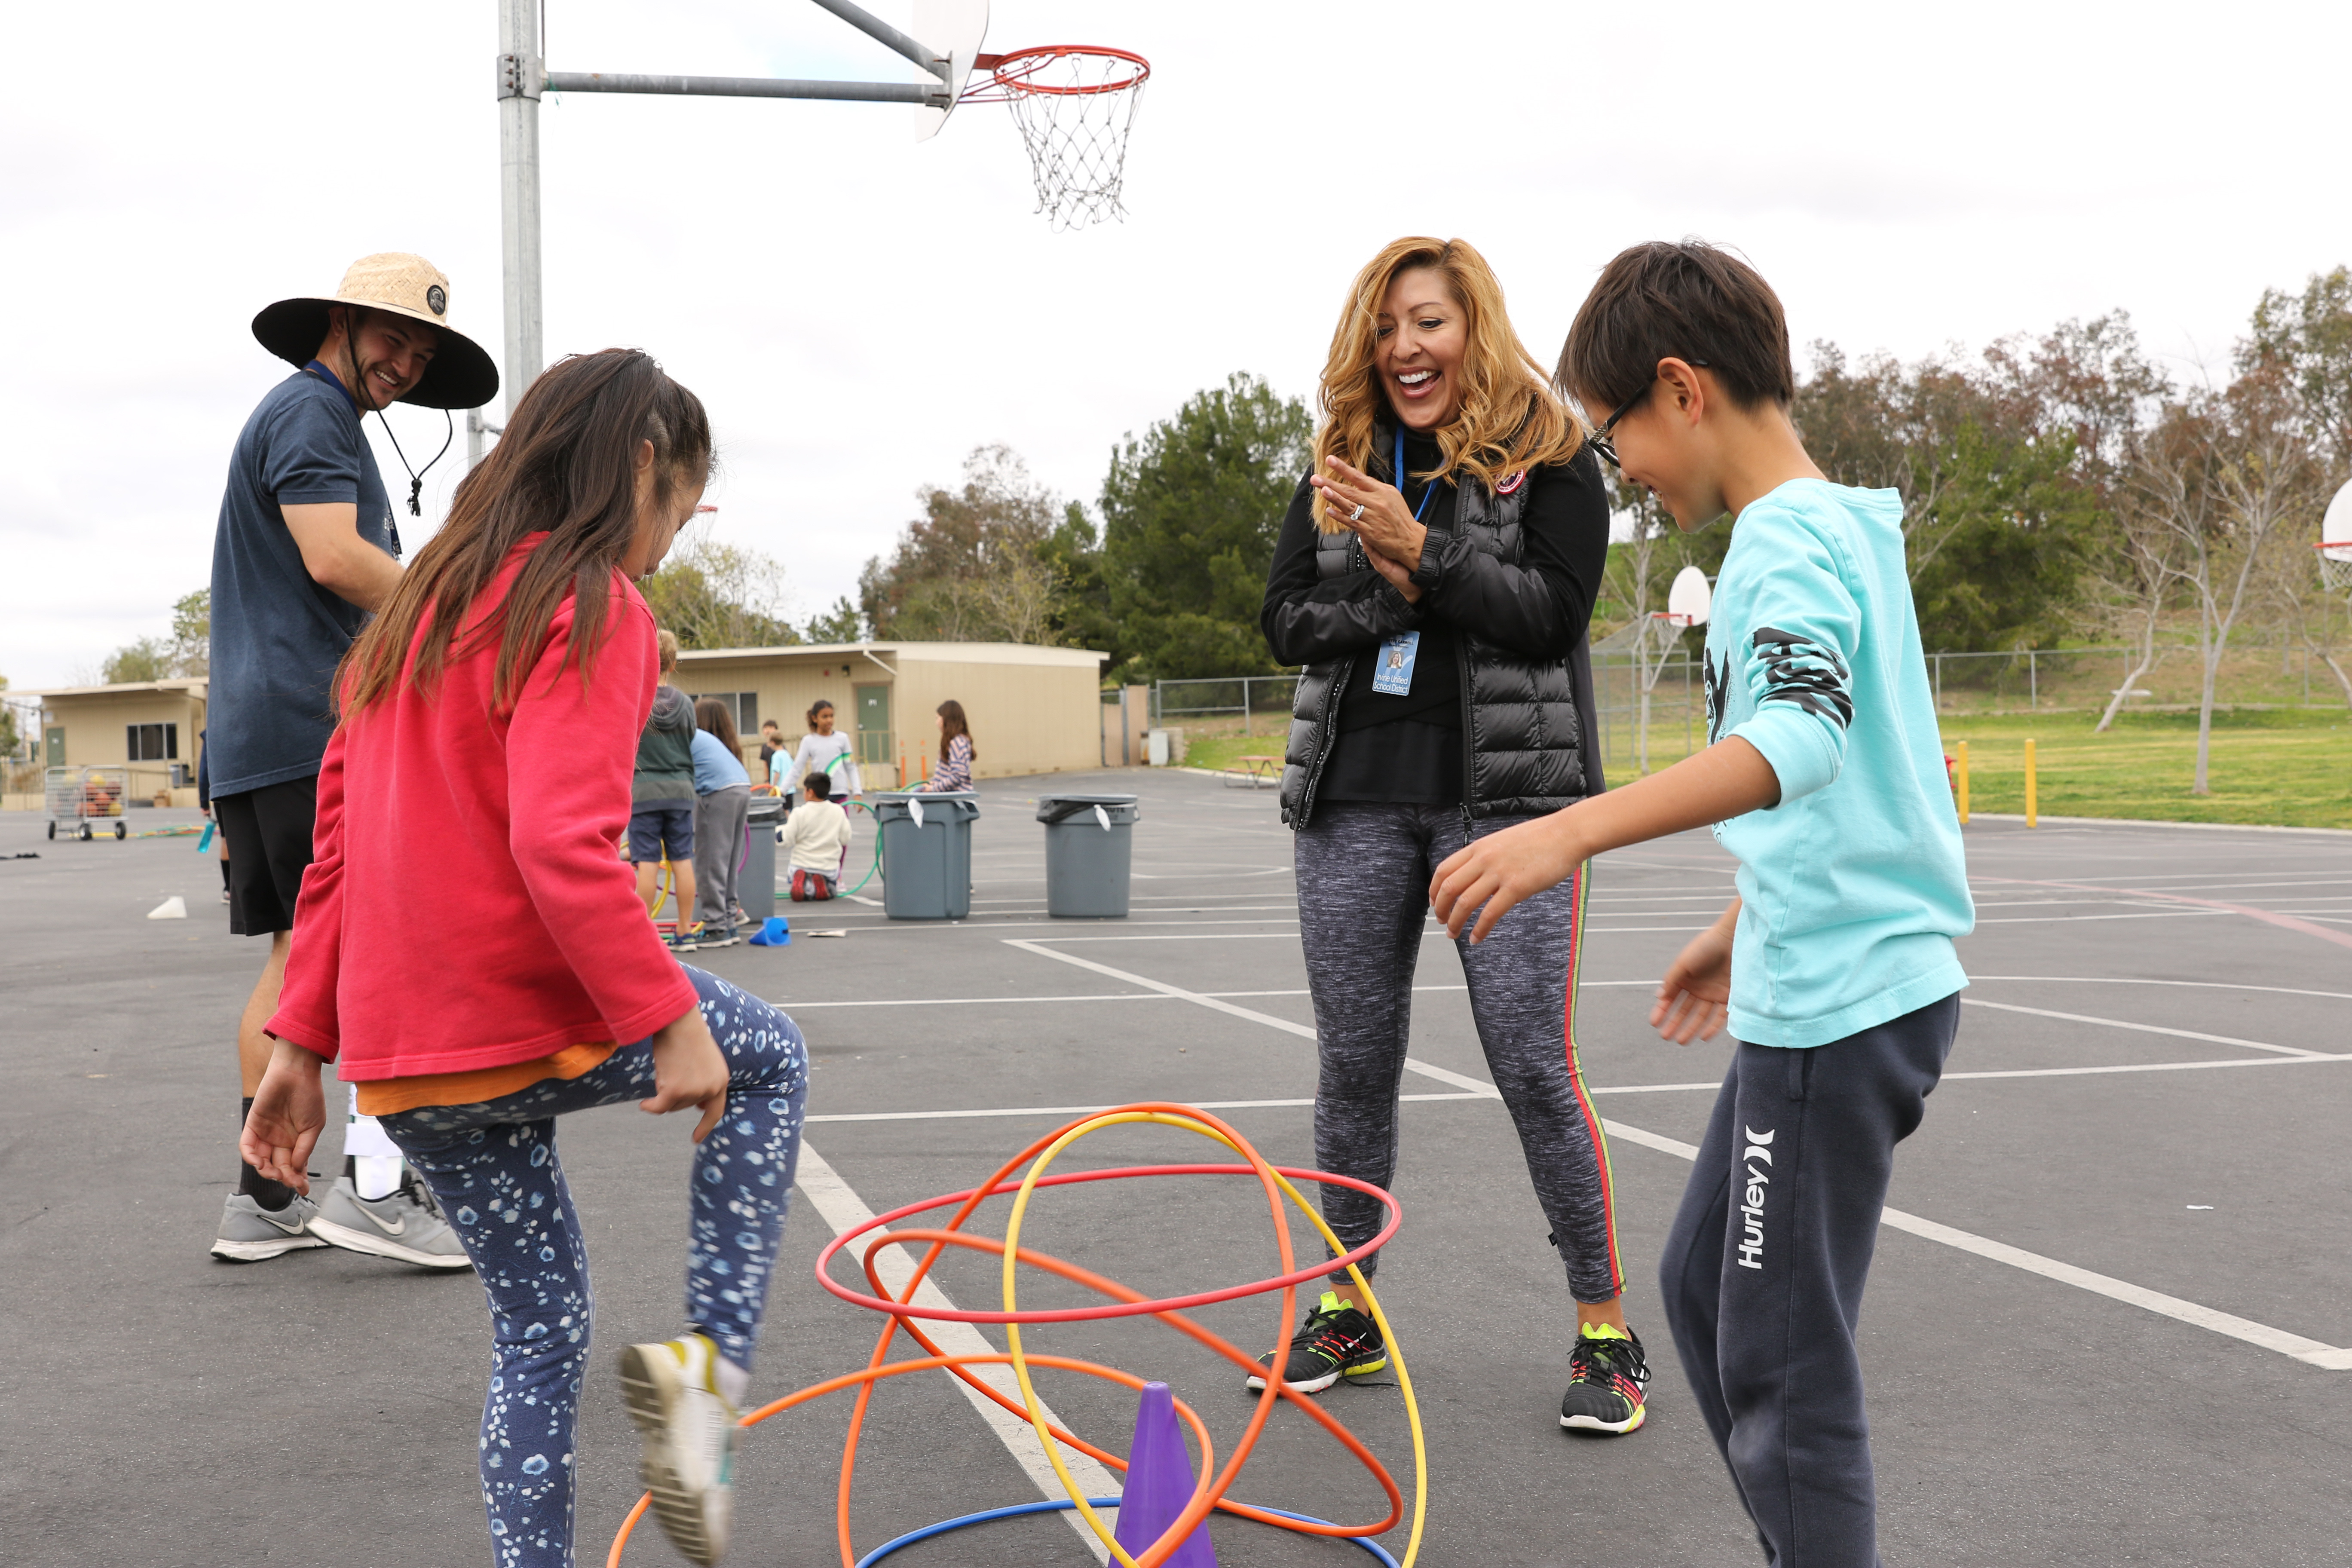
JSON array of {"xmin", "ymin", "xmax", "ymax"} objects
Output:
[
  {"xmin": 1313, "ymin": 236, "xmax": 1584, "ymax": 531},
  {"xmin": 937, "ymin": 698, "xmax": 974, "ymax": 758},
  {"xmin": 337, "ymin": 349, "xmax": 714, "ymax": 716},
  {"xmin": 692, "ymin": 696, "xmax": 741, "ymax": 757}
]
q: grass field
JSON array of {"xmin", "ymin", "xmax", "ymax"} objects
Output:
[{"xmin": 1170, "ymin": 708, "xmax": 2352, "ymax": 830}]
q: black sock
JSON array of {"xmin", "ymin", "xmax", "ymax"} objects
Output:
[
  {"xmin": 219, "ymin": 859, "xmax": 232, "ymax": 891},
  {"xmin": 238, "ymin": 1095, "xmax": 296, "ymax": 1212}
]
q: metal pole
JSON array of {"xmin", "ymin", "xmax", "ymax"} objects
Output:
[
  {"xmin": 496, "ymin": 0, "xmax": 544, "ymax": 423},
  {"xmin": 546, "ymin": 72, "xmax": 935, "ymax": 104},
  {"xmin": 807, "ymin": 0, "xmax": 952, "ymax": 81}
]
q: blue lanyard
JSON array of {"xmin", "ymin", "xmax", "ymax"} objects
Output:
[{"xmin": 1395, "ymin": 428, "xmax": 1437, "ymax": 524}]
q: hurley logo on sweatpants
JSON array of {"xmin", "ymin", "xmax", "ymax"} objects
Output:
[{"xmin": 1736, "ymin": 1127, "xmax": 1775, "ymax": 1269}]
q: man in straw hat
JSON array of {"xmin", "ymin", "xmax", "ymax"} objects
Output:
[{"xmin": 207, "ymin": 253, "xmax": 496, "ymax": 1268}]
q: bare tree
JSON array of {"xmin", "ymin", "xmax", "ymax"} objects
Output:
[{"xmin": 2126, "ymin": 367, "xmax": 2314, "ymax": 792}]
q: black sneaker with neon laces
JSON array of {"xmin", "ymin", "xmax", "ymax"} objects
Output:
[
  {"xmin": 1245, "ymin": 1289, "xmax": 1388, "ymax": 1394},
  {"xmin": 1560, "ymin": 1322, "xmax": 1651, "ymax": 1433}
]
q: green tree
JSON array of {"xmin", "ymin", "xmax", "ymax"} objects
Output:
[
  {"xmin": 1036, "ymin": 502, "xmax": 1129, "ymax": 673},
  {"xmin": 1097, "ymin": 373, "xmax": 1312, "ymax": 680},
  {"xmin": 2247, "ymin": 265, "xmax": 2352, "ymax": 474},
  {"xmin": 168, "ymin": 589, "xmax": 211, "ymax": 676},
  {"xmin": 860, "ymin": 445, "xmax": 1069, "ymax": 645},
  {"xmin": 640, "ymin": 527, "xmax": 799, "ymax": 649},
  {"xmin": 102, "ymin": 637, "xmax": 169, "ymax": 684},
  {"xmin": 801, "ymin": 596, "xmax": 867, "ymax": 644},
  {"xmin": 0, "ymin": 675, "xmax": 18, "ymax": 758}
]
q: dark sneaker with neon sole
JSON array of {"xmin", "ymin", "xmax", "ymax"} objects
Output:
[
  {"xmin": 1245, "ymin": 1289, "xmax": 1388, "ymax": 1394},
  {"xmin": 1560, "ymin": 1322, "xmax": 1651, "ymax": 1434}
]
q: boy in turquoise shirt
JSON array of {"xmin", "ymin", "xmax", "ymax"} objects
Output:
[{"xmin": 1432, "ymin": 241, "xmax": 1972, "ymax": 1568}]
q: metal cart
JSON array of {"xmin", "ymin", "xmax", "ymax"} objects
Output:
[{"xmin": 45, "ymin": 766, "xmax": 129, "ymax": 840}]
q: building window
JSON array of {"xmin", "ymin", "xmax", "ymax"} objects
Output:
[
  {"xmin": 690, "ymin": 691, "xmax": 758, "ymax": 735},
  {"xmin": 126, "ymin": 722, "xmax": 178, "ymax": 761}
]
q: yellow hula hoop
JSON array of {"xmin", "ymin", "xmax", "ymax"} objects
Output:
[{"xmin": 998, "ymin": 1107, "xmax": 1428, "ymax": 1568}]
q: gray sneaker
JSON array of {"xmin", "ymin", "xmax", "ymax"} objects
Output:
[
  {"xmin": 307, "ymin": 1176, "xmax": 475, "ymax": 1270},
  {"xmin": 210, "ymin": 1191, "xmax": 327, "ymax": 1263}
]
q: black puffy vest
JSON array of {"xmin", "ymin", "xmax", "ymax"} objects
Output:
[{"xmin": 1277, "ymin": 471, "xmax": 1605, "ymax": 827}]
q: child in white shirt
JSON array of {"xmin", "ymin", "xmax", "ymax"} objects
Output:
[{"xmin": 778, "ymin": 773, "xmax": 853, "ymax": 900}]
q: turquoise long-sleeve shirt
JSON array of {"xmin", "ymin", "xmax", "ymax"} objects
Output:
[{"xmin": 1703, "ymin": 478, "xmax": 1973, "ymax": 1047}]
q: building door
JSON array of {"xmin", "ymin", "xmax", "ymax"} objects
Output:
[
  {"xmin": 853, "ymin": 684, "xmax": 893, "ymax": 786},
  {"xmin": 45, "ymin": 726, "xmax": 65, "ymax": 766}
]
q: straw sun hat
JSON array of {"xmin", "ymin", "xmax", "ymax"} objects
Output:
[{"xmin": 251, "ymin": 252, "xmax": 499, "ymax": 410}]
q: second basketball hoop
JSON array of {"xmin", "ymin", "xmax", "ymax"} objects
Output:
[{"xmin": 965, "ymin": 44, "xmax": 1152, "ymax": 230}]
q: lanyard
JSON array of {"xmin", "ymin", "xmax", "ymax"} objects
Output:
[{"xmin": 1395, "ymin": 427, "xmax": 1437, "ymax": 524}]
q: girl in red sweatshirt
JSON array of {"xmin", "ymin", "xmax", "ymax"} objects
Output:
[{"xmin": 242, "ymin": 349, "xmax": 805, "ymax": 1568}]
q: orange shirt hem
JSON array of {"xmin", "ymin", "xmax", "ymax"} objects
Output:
[{"xmin": 355, "ymin": 1042, "xmax": 622, "ymax": 1116}]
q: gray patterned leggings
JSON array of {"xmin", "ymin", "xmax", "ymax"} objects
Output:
[
  {"xmin": 377, "ymin": 966, "xmax": 807, "ymax": 1568},
  {"xmin": 1294, "ymin": 802, "xmax": 1624, "ymax": 1304}
]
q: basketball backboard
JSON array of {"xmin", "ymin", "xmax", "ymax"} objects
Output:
[
  {"xmin": 1666, "ymin": 565, "xmax": 1712, "ymax": 626},
  {"xmin": 913, "ymin": 0, "xmax": 988, "ymax": 141}
]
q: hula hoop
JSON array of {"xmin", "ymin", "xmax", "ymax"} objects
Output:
[
  {"xmin": 853, "ymin": 1498, "xmax": 1402, "ymax": 1568},
  {"xmin": 604, "ymin": 1104, "xmax": 1427, "ymax": 1568}
]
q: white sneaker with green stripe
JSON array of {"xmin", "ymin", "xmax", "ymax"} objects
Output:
[
  {"xmin": 618, "ymin": 1332, "xmax": 739, "ymax": 1565},
  {"xmin": 1245, "ymin": 1289, "xmax": 1389, "ymax": 1394}
]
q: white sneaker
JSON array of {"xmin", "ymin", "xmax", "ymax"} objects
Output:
[
  {"xmin": 306, "ymin": 1175, "xmax": 474, "ymax": 1269},
  {"xmin": 618, "ymin": 1332, "xmax": 738, "ymax": 1566},
  {"xmin": 209, "ymin": 1191, "xmax": 327, "ymax": 1262}
]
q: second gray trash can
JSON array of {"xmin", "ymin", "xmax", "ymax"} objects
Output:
[
  {"xmin": 740, "ymin": 794, "xmax": 782, "ymax": 923},
  {"xmin": 873, "ymin": 791, "xmax": 980, "ymax": 920},
  {"xmin": 1036, "ymin": 793, "xmax": 1140, "ymax": 918}
]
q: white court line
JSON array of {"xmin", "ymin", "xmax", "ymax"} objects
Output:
[
  {"xmin": 1592, "ymin": 1124, "xmax": 2352, "ymax": 1371},
  {"xmin": 809, "ymin": 1092, "xmax": 1486, "ymax": 1124},
  {"xmin": 1001, "ymin": 941, "xmax": 2352, "ymax": 1373},
  {"xmin": 790, "ymin": 1144, "xmax": 1121, "ymax": 1560},
  {"xmin": 808, "ymin": 1053, "xmax": 2352, "ymax": 1122},
  {"xmin": 1971, "ymin": 975, "xmax": 2352, "ymax": 1002},
  {"xmin": 1972, "ymin": 908, "xmax": 2226, "ymax": 925},
  {"xmin": 1957, "ymin": 998, "xmax": 2326, "ymax": 1059}
]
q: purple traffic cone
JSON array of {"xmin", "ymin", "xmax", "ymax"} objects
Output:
[{"xmin": 1112, "ymin": 1381, "xmax": 1218, "ymax": 1568}]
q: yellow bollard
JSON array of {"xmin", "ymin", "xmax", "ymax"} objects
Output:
[
  {"xmin": 1954, "ymin": 741, "xmax": 1969, "ymax": 824},
  {"xmin": 2024, "ymin": 738, "xmax": 2037, "ymax": 828}
]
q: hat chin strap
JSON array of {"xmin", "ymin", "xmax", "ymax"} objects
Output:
[{"xmin": 343, "ymin": 308, "xmax": 453, "ymax": 517}]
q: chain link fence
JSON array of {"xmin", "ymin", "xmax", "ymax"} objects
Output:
[{"xmin": 1153, "ymin": 640, "xmax": 2351, "ymax": 779}]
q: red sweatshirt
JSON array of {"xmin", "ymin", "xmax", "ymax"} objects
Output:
[{"xmin": 269, "ymin": 536, "xmax": 698, "ymax": 1078}]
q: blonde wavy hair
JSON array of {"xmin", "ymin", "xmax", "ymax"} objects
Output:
[{"xmin": 1314, "ymin": 236, "xmax": 1585, "ymax": 531}]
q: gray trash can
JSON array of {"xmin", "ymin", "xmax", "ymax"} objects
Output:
[
  {"xmin": 872, "ymin": 791, "xmax": 980, "ymax": 920},
  {"xmin": 741, "ymin": 794, "xmax": 782, "ymax": 923},
  {"xmin": 1036, "ymin": 793, "xmax": 1140, "ymax": 919}
]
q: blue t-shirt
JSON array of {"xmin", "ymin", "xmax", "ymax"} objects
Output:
[
  {"xmin": 207, "ymin": 368, "xmax": 398, "ymax": 795},
  {"xmin": 1703, "ymin": 479, "xmax": 1973, "ymax": 1047},
  {"xmin": 690, "ymin": 729, "xmax": 751, "ymax": 793}
]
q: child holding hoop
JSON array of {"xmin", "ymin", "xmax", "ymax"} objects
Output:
[{"xmin": 242, "ymin": 349, "xmax": 808, "ymax": 1568}]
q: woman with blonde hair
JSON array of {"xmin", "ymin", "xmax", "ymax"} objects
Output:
[{"xmin": 1257, "ymin": 238, "xmax": 1647, "ymax": 1435}]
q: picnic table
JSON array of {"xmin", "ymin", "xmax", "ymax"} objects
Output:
[{"xmin": 1227, "ymin": 754, "xmax": 1281, "ymax": 790}]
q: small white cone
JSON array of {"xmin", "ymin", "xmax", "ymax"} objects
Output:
[{"xmin": 147, "ymin": 895, "xmax": 187, "ymax": 920}]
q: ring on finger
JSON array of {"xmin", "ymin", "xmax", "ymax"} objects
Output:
[{"xmin": 1349, "ymin": 503, "xmax": 1364, "ymax": 521}]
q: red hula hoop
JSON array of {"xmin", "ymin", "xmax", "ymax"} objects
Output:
[{"xmin": 814, "ymin": 1161, "xmax": 1402, "ymax": 1323}]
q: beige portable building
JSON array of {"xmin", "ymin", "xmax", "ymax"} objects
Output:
[
  {"xmin": 25, "ymin": 679, "xmax": 208, "ymax": 806},
  {"xmin": 673, "ymin": 642, "xmax": 1108, "ymax": 788}
]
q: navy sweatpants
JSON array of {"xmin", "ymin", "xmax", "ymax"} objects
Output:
[{"xmin": 1658, "ymin": 993, "xmax": 1960, "ymax": 1568}]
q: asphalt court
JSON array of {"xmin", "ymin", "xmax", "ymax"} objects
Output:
[{"xmin": 5, "ymin": 773, "xmax": 2350, "ymax": 1566}]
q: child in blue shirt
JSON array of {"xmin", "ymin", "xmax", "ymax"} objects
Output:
[{"xmin": 1432, "ymin": 241, "xmax": 1972, "ymax": 1568}]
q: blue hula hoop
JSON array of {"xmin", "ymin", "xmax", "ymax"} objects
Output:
[{"xmin": 853, "ymin": 1497, "xmax": 1403, "ymax": 1568}]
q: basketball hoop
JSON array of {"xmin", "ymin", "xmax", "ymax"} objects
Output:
[
  {"xmin": 965, "ymin": 46, "xmax": 1149, "ymax": 230},
  {"xmin": 2317, "ymin": 541, "xmax": 2352, "ymax": 594}
]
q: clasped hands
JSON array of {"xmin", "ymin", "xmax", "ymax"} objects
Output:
[{"xmin": 1311, "ymin": 455, "xmax": 1427, "ymax": 603}]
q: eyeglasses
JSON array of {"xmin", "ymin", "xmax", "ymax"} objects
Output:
[{"xmin": 1588, "ymin": 360, "xmax": 1709, "ymax": 469}]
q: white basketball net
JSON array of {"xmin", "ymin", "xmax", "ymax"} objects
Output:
[
  {"xmin": 978, "ymin": 48, "xmax": 1148, "ymax": 232},
  {"xmin": 2319, "ymin": 544, "xmax": 2352, "ymax": 594}
]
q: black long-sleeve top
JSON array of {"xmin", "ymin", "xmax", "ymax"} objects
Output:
[{"xmin": 1259, "ymin": 428, "xmax": 1611, "ymax": 803}]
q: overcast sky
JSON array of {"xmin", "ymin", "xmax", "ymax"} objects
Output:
[{"xmin": 5, "ymin": 0, "xmax": 2348, "ymax": 690}]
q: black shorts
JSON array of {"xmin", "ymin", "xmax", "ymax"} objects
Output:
[{"xmin": 214, "ymin": 775, "xmax": 318, "ymax": 937}]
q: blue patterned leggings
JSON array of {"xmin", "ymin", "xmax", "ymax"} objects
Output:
[{"xmin": 377, "ymin": 967, "xmax": 807, "ymax": 1568}]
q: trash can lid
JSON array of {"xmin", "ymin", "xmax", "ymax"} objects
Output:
[{"xmin": 1036, "ymin": 793, "xmax": 1141, "ymax": 824}]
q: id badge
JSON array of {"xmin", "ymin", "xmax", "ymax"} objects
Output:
[{"xmin": 1372, "ymin": 631, "xmax": 1420, "ymax": 695}]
